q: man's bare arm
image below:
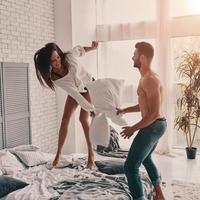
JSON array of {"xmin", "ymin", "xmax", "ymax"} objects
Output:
[
  {"xmin": 123, "ymin": 104, "xmax": 140, "ymax": 113},
  {"xmin": 117, "ymin": 104, "xmax": 140, "ymax": 115}
]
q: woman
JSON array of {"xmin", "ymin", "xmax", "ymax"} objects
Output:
[{"xmin": 34, "ymin": 41, "xmax": 98, "ymax": 169}]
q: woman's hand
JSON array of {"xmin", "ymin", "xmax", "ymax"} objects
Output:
[
  {"xmin": 91, "ymin": 41, "xmax": 98, "ymax": 50},
  {"xmin": 116, "ymin": 108, "xmax": 125, "ymax": 115},
  {"xmin": 90, "ymin": 111, "xmax": 100, "ymax": 118},
  {"xmin": 90, "ymin": 111, "xmax": 96, "ymax": 118},
  {"xmin": 84, "ymin": 41, "xmax": 99, "ymax": 52}
]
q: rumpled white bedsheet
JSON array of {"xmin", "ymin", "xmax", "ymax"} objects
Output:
[{"xmin": 4, "ymin": 153, "xmax": 87, "ymax": 200}]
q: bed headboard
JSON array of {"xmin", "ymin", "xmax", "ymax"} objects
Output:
[{"xmin": 0, "ymin": 62, "xmax": 31, "ymax": 150}]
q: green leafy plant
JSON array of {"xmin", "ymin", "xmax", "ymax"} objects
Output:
[{"xmin": 175, "ymin": 51, "xmax": 200, "ymax": 148}]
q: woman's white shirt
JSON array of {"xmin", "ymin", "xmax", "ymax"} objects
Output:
[{"xmin": 53, "ymin": 45, "xmax": 95, "ymax": 112}]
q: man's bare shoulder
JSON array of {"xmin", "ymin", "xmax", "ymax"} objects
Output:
[{"xmin": 141, "ymin": 72, "xmax": 161, "ymax": 89}]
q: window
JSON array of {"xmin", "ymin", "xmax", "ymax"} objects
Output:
[
  {"xmin": 98, "ymin": 40, "xmax": 157, "ymax": 84},
  {"xmin": 170, "ymin": 0, "xmax": 200, "ymax": 17},
  {"xmin": 96, "ymin": 0, "xmax": 200, "ymax": 152},
  {"xmin": 171, "ymin": 36, "xmax": 200, "ymax": 149},
  {"xmin": 97, "ymin": 0, "xmax": 156, "ymax": 25},
  {"xmin": 97, "ymin": 39, "xmax": 157, "ymax": 150}
]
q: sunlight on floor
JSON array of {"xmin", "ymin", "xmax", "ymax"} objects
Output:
[{"xmin": 153, "ymin": 150, "xmax": 200, "ymax": 199}]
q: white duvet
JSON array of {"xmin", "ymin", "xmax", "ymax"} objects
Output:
[
  {"xmin": 4, "ymin": 154, "xmax": 87, "ymax": 200},
  {"xmin": 1, "ymin": 153, "xmax": 152, "ymax": 200}
]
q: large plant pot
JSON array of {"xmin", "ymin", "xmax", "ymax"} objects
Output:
[{"xmin": 186, "ymin": 147, "xmax": 197, "ymax": 159}]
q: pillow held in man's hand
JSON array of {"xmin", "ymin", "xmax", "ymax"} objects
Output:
[
  {"xmin": 86, "ymin": 78, "xmax": 127, "ymax": 126},
  {"xmin": 90, "ymin": 113, "xmax": 110, "ymax": 147}
]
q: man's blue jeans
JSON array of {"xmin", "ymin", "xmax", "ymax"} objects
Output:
[{"xmin": 124, "ymin": 118, "xmax": 167, "ymax": 200}]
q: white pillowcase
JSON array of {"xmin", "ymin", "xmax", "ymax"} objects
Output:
[
  {"xmin": 86, "ymin": 78, "xmax": 127, "ymax": 126},
  {"xmin": 0, "ymin": 169, "xmax": 3, "ymax": 175},
  {"xmin": 13, "ymin": 151, "xmax": 51, "ymax": 167},
  {"xmin": 9, "ymin": 144, "xmax": 40, "ymax": 152},
  {"xmin": 104, "ymin": 110, "xmax": 127, "ymax": 126},
  {"xmin": 90, "ymin": 113, "xmax": 110, "ymax": 147},
  {"xmin": 0, "ymin": 151, "xmax": 25, "ymax": 175},
  {"xmin": 0, "ymin": 149, "xmax": 7, "ymax": 156}
]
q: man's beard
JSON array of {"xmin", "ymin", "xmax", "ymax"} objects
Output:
[{"xmin": 133, "ymin": 61, "xmax": 141, "ymax": 69}]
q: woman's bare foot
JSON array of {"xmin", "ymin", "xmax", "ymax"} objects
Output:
[
  {"xmin": 86, "ymin": 152, "xmax": 94, "ymax": 169},
  {"xmin": 52, "ymin": 154, "xmax": 60, "ymax": 166}
]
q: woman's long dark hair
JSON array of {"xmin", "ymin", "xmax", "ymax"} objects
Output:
[{"xmin": 34, "ymin": 43, "xmax": 68, "ymax": 90}]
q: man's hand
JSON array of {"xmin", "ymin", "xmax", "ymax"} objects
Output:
[
  {"xmin": 120, "ymin": 126, "xmax": 135, "ymax": 139},
  {"xmin": 91, "ymin": 41, "xmax": 98, "ymax": 49},
  {"xmin": 116, "ymin": 108, "xmax": 125, "ymax": 115}
]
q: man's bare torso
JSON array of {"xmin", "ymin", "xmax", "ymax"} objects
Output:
[{"xmin": 137, "ymin": 71, "xmax": 164, "ymax": 119}]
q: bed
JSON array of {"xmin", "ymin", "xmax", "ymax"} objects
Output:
[
  {"xmin": 0, "ymin": 78, "xmax": 155, "ymax": 200},
  {"xmin": 0, "ymin": 145, "xmax": 153, "ymax": 200}
]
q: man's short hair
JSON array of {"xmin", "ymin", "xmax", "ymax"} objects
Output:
[{"xmin": 135, "ymin": 42, "xmax": 154, "ymax": 60}]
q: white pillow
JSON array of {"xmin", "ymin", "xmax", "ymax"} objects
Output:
[
  {"xmin": 0, "ymin": 151, "xmax": 25, "ymax": 175},
  {"xmin": 13, "ymin": 151, "xmax": 50, "ymax": 167},
  {"xmin": 86, "ymin": 78, "xmax": 127, "ymax": 126},
  {"xmin": 104, "ymin": 110, "xmax": 127, "ymax": 126},
  {"xmin": 9, "ymin": 144, "xmax": 40, "ymax": 152},
  {"xmin": 0, "ymin": 169, "xmax": 3, "ymax": 175},
  {"xmin": 0, "ymin": 149, "xmax": 7, "ymax": 156},
  {"xmin": 90, "ymin": 113, "xmax": 110, "ymax": 147}
]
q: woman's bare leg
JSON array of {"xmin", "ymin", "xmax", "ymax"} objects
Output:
[
  {"xmin": 53, "ymin": 95, "xmax": 78, "ymax": 166},
  {"xmin": 79, "ymin": 91, "xmax": 94, "ymax": 169}
]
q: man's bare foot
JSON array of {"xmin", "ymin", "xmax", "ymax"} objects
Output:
[
  {"xmin": 52, "ymin": 155, "xmax": 60, "ymax": 166},
  {"xmin": 153, "ymin": 184, "xmax": 165, "ymax": 200},
  {"xmin": 153, "ymin": 194, "xmax": 165, "ymax": 200},
  {"xmin": 153, "ymin": 189, "xmax": 165, "ymax": 200}
]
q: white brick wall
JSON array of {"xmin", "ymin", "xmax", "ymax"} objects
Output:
[{"xmin": 0, "ymin": 0, "xmax": 58, "ymax": 153}]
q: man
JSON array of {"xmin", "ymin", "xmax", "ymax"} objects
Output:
[{"xmin": 117, "ymin": 42, "xmax": 167, "ymax": 200}]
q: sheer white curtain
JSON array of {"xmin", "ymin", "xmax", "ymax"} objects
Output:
[
  {"xmin": 96, "ymin": 0, "xmax": 157, "ymax": 41},
  {"xmin": 95, "ymin": 0, "xmax": 172, "ymax": 153},
  {"xmin": 155, "ymin": 0, "xmax": 172, "ymax": 154},
  {"xmin": 95, "ymin": 0, "xmax": 200, "ymax": 153}
]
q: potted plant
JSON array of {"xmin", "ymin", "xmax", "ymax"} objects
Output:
[{"xmin": 175, "ymin": 51, "xmax": 200, "ymax": 159}]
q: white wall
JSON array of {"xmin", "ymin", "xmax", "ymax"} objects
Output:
[
  {"xmin": 54, "ymin": 0, "xmax": 97, "ymax": 154},
  {"xmin": 54, "ymin": 0, "xmax": 76, "ymax": 154},
  {"xmin": 0, "ymin": 0, "xmax": 58, "ymax": 153},
  {"xmin": 71, "ymin": 0, "xmax": 97, "ymax": 153},
  {"xmin": 54, "ymin": 0, "xmax": 72, "ymax": 51}
]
